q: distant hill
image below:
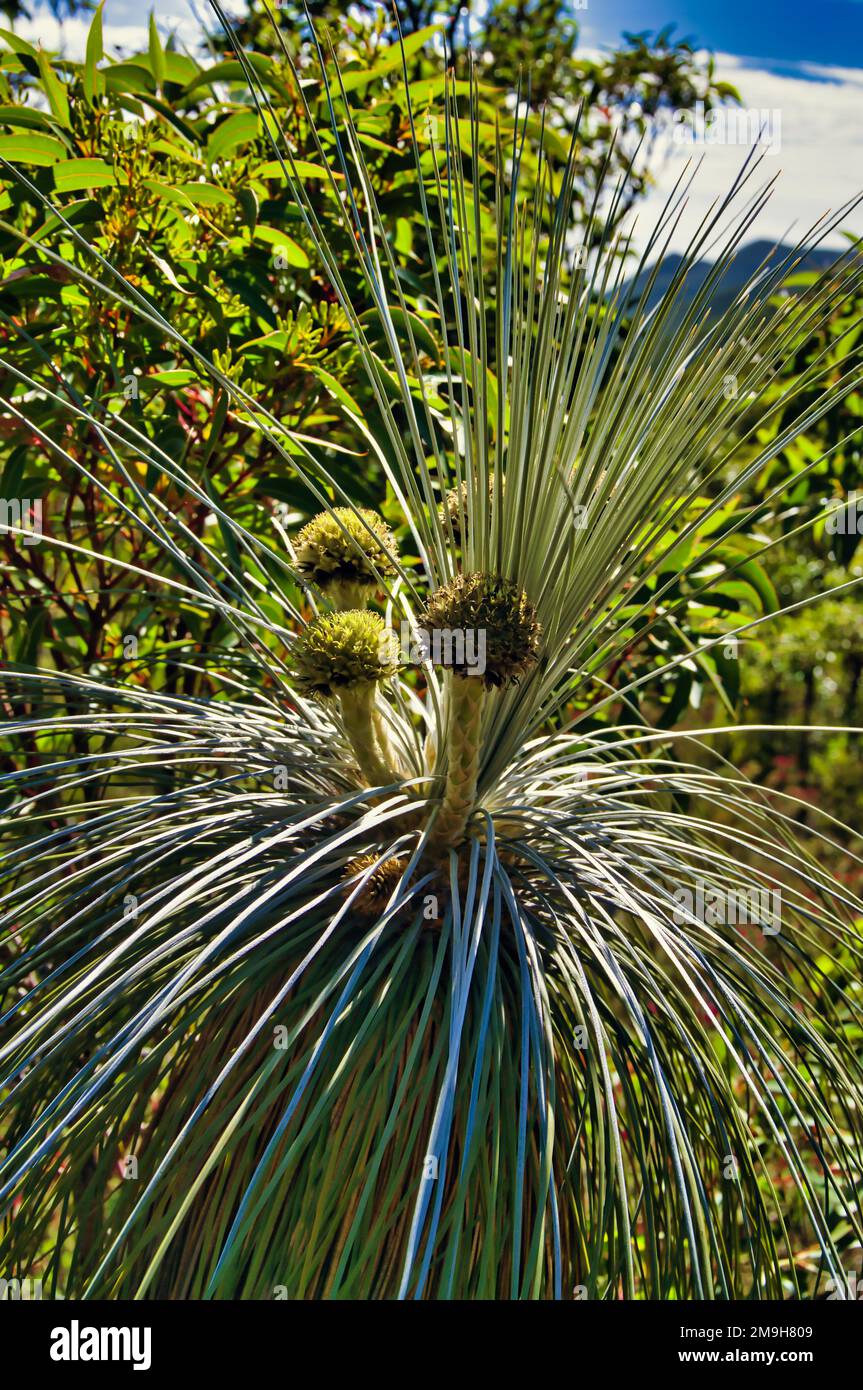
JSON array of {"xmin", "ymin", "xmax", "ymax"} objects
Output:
[{"xmin": 621, "ymin": 239, "xmax": 841, "ymax": 320}]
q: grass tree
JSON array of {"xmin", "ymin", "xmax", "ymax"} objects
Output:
[{"xmin": 1, "ymin": 16, "xmax": 862, "ymax": 1298}]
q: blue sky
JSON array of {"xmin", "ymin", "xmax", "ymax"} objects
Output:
[
  {"xmin": 583, "ymin": 0, "xmax": 863, "ymax": 70},
  {"xmin": 13, "ymin": 1, "xmax": 863, "ymax": 253},
  {"xmin": 27, "ymin": 0, "xmax": 863, "ymax": 73}
]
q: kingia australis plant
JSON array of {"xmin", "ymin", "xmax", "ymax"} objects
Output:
[{"xmin": 1, "ymin": 13, "xmax": 863, "ymax": 1300}]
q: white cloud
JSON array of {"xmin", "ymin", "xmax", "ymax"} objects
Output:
[
  {"xmin": 15, "ymin": 1, "xmax": 199, "ymax": 59},
  {"xmin": 11, "ymin": 13, "xmax": 862, "ymax": 259},
  {"xmin": 630, "ymin": 52, "xmax": 863, "ymax": 254}
]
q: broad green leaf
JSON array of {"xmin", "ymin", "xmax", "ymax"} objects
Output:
[
  {"xmin": 84, "ymin": 0, "xmax": 106, "ymax": 106},
  {"xmin": 0, "ymin": 26, "xmax": 38, "ymax": 58},
  {"xmin": 207, "ymin": 110, "xmax": 260, "ymax": 162},
  {"xmin": 136, "ymin": 93, "xmax": 199, "ymax": 143},
  {"xmin": 163, "ymin": 52, "xmax": 199, "ymax": 85},
  {"xmin": 148, "ymin": 369, "xmax": 198, "ymax": 386},
  {"xmin": 312, "ymin": 366, "xmax": 363, "ymax": 418},
  {"xmin": 54, "ymin": 158, "xmax": 117, "ymax": 192},
  {"xmin": 338, "ymin": 27, "xmax": 441, "ymax": 91},
  {"xmin": 176, "ymin": 181, "xmax": 235, "ymax": 208},
  {"xmin": 146, "ymin": 250, "xmax": 192, "ymax": 295},
  {"xmin": 148, "ymin": 14, "xmax": 166, "ymax": 92},
  {"xmin": 257, "ymin": 158, "xmax": 342, "ymax": 182},
  {"xmin": 731, "ymin": 557, "xmax": 779, "ymax": 613},
  {"xmin": 234, "ymin": 186, "xmax": 258, "ymax": 232},
  {"xmin": 143, "ymin": 179, "xmax": 231, "ymax": 233},
  {"xmin": 36, "ymin": 50, "xmax": 71, "ymax": 129},
  {"xmin": 181, "ymin": 54, "xmax": 273, "ymax": 97},
  {"xmin": 355, "ymin": 131, "xmax": 399, "ymax": 154},
  {"xmin": 105, "ymin": 61, "xmax": 156, "ymax": 95},
  {"xmin": 0, "ymin": 131, "xmax": 66, "ymax": 165},
  {"xmin": 251, "ymin": 225, "xmax": 309, "ymax": 266},
  {"xmin": 239, "ymin": 329, "xmax": 288, "ymax": 353},
  {"xmin": 0, "ymin": 104, "xmax": 57, "ymax": 132},
  {"xmin": 148, "ymin": 137, "xmax": 199, "ymax": 161}
]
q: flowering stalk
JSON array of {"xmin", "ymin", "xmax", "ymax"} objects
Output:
[
  {"xmin": 428, "ymin": 673, "xmax": 486, "ymax": 853},
  {"xmin": 339, "ymin": 681, "xmax": 398, "ymax": 787},
  {"xmin": 421, "ymin": 573, "xmax": 541, "ymax": 856},
  {"xmin": 372, "ymin": 706, "xmax": 404, "ymax": 779},
  {"xmin": 290, "ymin": 510, "xmax": 403, "ymax": 786},
  {"xmin": 291, "ymin": 610, "xmax": 400, "ymax": 788}
]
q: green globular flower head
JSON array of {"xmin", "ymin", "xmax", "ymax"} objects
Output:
[
  {"xmin": 438, "ymin": 475, "xmax": 503, "ymax": 545},
  {"xmin": 420, "ymin": 571, "xmax": 541, "ymax": 688},
  {"xmin": 294, "ymin": 507, "xmax": 398, "ymax": 607},
  {"xmin": 291, "ymin": 611, "xmax": 400, "ymax": 699},
  {"xmin": 439, "ymin": 480, "xmax": 470, "ymax": 545}
]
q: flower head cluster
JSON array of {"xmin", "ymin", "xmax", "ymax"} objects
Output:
[
  {"xmin": 343, "ymin": 853, "xmax": 404, "ymax": 916},
  {"xmin": 294, "ymin": 507, "xmax": 398, "ymax": 607},
  {"xmin": 438, "ymin": 475, "xmax": 503, "ymax": 545},
  {"xmin": 291, "ymin": 611, "xmax": 400, "ymax": 699},
  {"xmin": 420, "ymin": 572, "xmax": 541, "ymax": 688}
]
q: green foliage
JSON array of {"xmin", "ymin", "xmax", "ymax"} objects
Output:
[
  {"xmin": 708, "ymin": 264, "xmax": 863, "ymax": 851},
  {"xmin": 0, "ymin": 9, "xmax": 735, "ymax": 692}
]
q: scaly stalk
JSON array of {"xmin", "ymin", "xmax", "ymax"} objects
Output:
[
  {"xmin": 428, "ymin": 673, "xmax": 486, "ymax": 854},
  {"xmin": 419, "ymin": 572, "xmax": 542, "ymax": 859},
  {"xmin": 373, "ymin": 705, "xmax": 405, "ymax": 778}
]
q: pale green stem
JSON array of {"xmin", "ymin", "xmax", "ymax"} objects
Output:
[
  {"xmin": 328, "ymin": 579, "xmax": 371, "ymax": 611},
  {"xmin": 339, "ymin": 682, "xmax": 397, "ymax": 787},
  {"xmin": 427, "ymin": 673, "xmax": 486, "ymax": 855},
  {"xmin": 373, "ymin": 706, "xmax": 404, "ymax": 777}
]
